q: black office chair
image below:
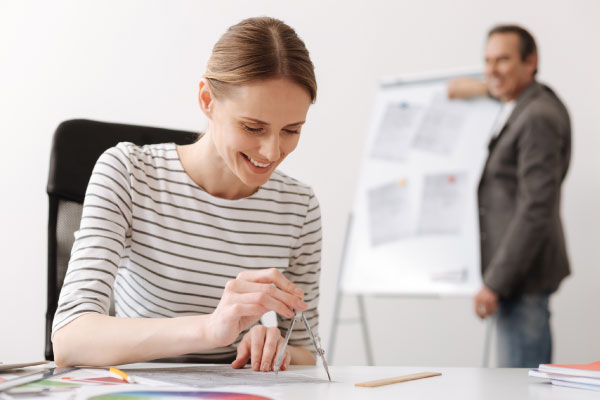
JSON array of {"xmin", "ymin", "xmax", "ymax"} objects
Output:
[{"xmin": 45, "ymin": 119, "xmax": 199, "ymax": 361}]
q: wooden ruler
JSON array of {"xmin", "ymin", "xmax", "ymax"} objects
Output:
[{"xmin": 355, "ymin": 372, "xmax": 441, "ymax": 387}]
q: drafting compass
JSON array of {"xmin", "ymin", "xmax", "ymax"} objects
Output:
[{"xmin": 273, "ymin": 310, "xmax": 331, "ymax": 381}]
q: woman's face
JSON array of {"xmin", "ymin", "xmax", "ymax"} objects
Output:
[{"xmin": 204, "ymin": 78, "xmax": 312, "ymax": 189}]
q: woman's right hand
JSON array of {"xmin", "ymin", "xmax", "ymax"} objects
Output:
[{"xmin": 205, "ymin": 268, "xmax": 307, "ymax": 348}]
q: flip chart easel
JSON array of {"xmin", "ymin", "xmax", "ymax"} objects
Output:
[{"xmin": 328, "ymin": 69, "xmax": 501, "ymax": 366}]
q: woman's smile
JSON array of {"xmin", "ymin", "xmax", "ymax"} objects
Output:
[{"xmin": 241, "ymin": 152, "xmax": 274, "ymax": 172}]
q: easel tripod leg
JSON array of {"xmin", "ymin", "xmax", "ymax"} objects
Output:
[
  {"xmin": 327, "ymin": 289, "xmax": 343, "ymax": 364},
  {"xmin": 357, "ymin": 294, "xmax": 375, "ymax": 366}
]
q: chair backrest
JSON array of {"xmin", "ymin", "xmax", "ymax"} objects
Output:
[{"xmin": 45, "ymin": 119, "xmax": 198, "ymax": 360}]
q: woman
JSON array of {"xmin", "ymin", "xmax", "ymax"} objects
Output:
[{"xmin": 52, "ymin": 17, "xmax": 321, "ymax": 373}]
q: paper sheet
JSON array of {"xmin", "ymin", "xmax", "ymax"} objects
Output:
[
  {"xmin": 416, "ymin": 173, "xmax": 467, "ymax": 235},
  {"xmin": 370, "ymin": 102, "xmax": 420, "ymax": 162},
  {"xmin": 122, "ymin": 366, "xmax": 328, "ymax": 388},
  {"xmin": 367, "ymin": 180, "xmax": 412, "ymax": 246},
  {"xmin": 77, "ymin": 385, "xmax": 275, "ymax": 400},
  {"xmin": 2, "ymin": 368, "xmax": 167, "ymax": 400},
  {"xmin": 411, "ymin": 93, "xmax": 468, "ymax": 155}
]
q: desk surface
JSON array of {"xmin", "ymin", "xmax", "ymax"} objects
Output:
[{"xmin": 116, "ymin": 364, "xmax": 597, "ymax": 400}]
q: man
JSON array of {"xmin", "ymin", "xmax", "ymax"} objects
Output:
[{"xmin": 448, "ymin": 25, "xmax": 571, "ymax": 368}]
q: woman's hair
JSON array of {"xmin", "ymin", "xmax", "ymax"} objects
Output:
[{"xmin": 204, "ymin": 17, "xmax": 317, "ymax": 103}]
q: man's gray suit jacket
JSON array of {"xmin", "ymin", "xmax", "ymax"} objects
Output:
[{"xmin": 478, "ymin": 81, "xmax": 571, "ymax": 299}]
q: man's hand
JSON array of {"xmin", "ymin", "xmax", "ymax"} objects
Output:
[
  {"xmin": 231, "ymin": 325, "xmax": 291, "ymax": 372},
  {"xmin": 474, "ymin": 285, "xmax": 498, "ymax": 319},
  {"xmin": 447, "ymin": 77, "xmax": 488, "ymax": 99}
]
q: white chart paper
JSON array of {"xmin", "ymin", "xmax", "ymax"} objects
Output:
[
  {"xmin": 417, "ymin": 172, "xmax": 467, "ymax": 235},
  {"xmin": 123, "ymin": 366, "xmax": 328, "ymax": 388},
  {"xmin": 367, "ymin": 180, "xmax": 411, "ymax": 246},
  {"xmin": 370, "ymin": 102, "xmax": 420, "ymax": 162},
  {"xmin": 411, "ymin": 93, "xmax": 468, "ymax": 155}
]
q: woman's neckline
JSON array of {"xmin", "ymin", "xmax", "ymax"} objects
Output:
[{"xmin": 172, "ymin": 141, "xmax": 265, "ymax": 202}]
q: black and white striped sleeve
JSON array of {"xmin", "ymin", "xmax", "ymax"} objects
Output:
[
  {"xmin": 52, "ymin": 145, "xmax": 133, "ymax": 337},
  {"xmin": 279, "ymin": 189, "xmax": 322, "ymax": 351}
]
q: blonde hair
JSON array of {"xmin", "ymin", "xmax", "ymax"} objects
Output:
[{"xmin": 204, "ymin": 17, "xmax": 317, "ymax": 103}]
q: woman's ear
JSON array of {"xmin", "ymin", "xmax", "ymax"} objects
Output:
[{"xmin": 198, "ymin": 79, "xmax": 214, "ymax": 120}]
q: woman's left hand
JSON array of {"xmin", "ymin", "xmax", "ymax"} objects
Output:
[{"xmin": 231, "ymin": 325, "xmax": 291, "ymax": 372}]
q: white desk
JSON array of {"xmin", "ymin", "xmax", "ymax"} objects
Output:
[{"xmin": 115, "ymin": 364, "xmax": 598, "ymax": 400}]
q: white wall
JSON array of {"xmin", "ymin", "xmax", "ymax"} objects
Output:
[{"xmin": 1, "ymin": 0, "xmax": 599, "ymax": 365}]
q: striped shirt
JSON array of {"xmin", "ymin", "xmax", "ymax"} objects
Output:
[{"xmin": 52, "ymin": 142, "xmax": 322, "ymax": 361}]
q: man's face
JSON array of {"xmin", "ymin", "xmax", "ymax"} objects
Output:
[{"xmin": 485, "ymin": 32, "xmax": 537, "ymax": 102}]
